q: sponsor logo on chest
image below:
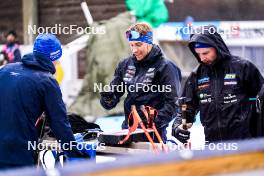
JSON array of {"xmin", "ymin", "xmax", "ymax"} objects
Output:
[
  {"xmin": 224, "ymin": 73, "xmax": 237, "ymax": 85},
  {"xmin": 198, "ymin": 77, "xmax": 210, "ymax": 89}
]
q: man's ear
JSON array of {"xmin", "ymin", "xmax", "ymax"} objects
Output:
[{"xmin": 147, "ymin": 44, "xmax": 153, "ymax": 52}]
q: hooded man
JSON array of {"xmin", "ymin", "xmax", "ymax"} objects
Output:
[
  {"xmin": 172, "ymin": 25, "xmax": 264, "ymax": 143},
  {"xmin": 100, "ymin": 22, "xmax": 181, "ymax": 142},
  {"xmin": 0, "ymin": 34, "xmax": 88, "ymax": 169}
]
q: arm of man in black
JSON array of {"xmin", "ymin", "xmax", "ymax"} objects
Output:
[
  {"xmin": 172, "ymin": 72, "xmax": 199, "ymax": 143},
  {"xmin": 242, "ymin": 61, "xmax": 264, "ymax": 137},
  {"xmin": 100, "ymin": 61, "xmax": 126, "ymax": 110},
  {"xmin": 243, "ymin": 61, "xmax": 264, "ymax": 96},
  {"xmin": 154, "ymin": 62, "xmax": 181, "ymax": 129}
]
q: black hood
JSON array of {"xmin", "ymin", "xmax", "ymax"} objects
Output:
[
  {"xmin": 188, "ymin": 25, "xmax": 232, "ymax": 65},
  {"xmin": 21, "ymin": 53, "xmax": 56, "ymax": 74},
  {"xmin": 132, "ymin": 44, "xmax": 163, "ymax": 66}
]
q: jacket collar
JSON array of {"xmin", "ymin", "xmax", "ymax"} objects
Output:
[{"xmin": 21, "ymin": 53, "xmax": 56, "ymax": 74}]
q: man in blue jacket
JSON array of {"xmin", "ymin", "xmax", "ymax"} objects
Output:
[
  {"xmin": 100, "ymin": 23, "xmax": 181, "ymax": 142},
  {"xmin": 0, "ymin": 34, "xmax": 88, "ymax": 169}
]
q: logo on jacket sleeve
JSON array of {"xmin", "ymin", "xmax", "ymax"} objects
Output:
[
  {"xmin": 123, "ymin": 65, "xmax": 136, "ymax": 83},
  {"xmin": 143, "ymin": 67, "xmax": 155, "ymax": 84}
]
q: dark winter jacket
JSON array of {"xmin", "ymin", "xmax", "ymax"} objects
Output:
[
  {"xmin": 100, "ymin": 45, "xmax": 181, "ymax": 131},
  {"xmin": 173, "ymin": 26, "xmax": 264, "ymax": 142},
  {"xmin": 0, "ymin": 53, "xmax": 75, "ymax": 166}
]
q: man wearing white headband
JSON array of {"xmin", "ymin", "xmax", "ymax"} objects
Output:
[{"xmin": 100, "ymin": 23, "xmax": 182, "ymax": 142}]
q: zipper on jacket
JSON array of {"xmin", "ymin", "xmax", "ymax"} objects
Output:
[{"xmin": 214, "ymin": 68, "xmax": 223, "ymax": 141}]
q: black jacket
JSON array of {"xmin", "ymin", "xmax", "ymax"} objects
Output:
[
  {"xmin": 100, "ymin": 45, "xmax": 181, "ymax": 129},
  {"xmin": 173, "ymin": 27, "xmax": 264, "ymax": 142}
]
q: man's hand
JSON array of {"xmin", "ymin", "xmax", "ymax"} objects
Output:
[
  {"xmin": 66, "ymin": 134, "xmax": 91, "ymax": 159},
  {"xmin": 100, "ymin": 92, "xmax": 117, "ymax": 109},
  {"xmin": 100, "ymin": 92, "xmax": 114, "ymax": 99},
  {"xmin": 172, "ymin": 124, "xmax": 191, "ymax": 143}
]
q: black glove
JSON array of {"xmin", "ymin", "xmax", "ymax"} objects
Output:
[
  {"xmin": 172, "ymin": 126, "xmax": 190, "ymax": 143},
  {"xmin": 100, "ymin": 92, "xmax": 117, "ymax": 109},
  {"xmin": 100, "ymin": 92, "xmax": 114, "ymax": 99}
]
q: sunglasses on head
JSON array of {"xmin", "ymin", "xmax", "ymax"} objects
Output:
[{"xmin": 126, "ymin": 30, "xmax": 141, "ymax": 40}]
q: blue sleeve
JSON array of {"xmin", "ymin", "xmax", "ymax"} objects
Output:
[{"xmin": 40, "ymin": 77, "xmax": 75, "ymax": 145}]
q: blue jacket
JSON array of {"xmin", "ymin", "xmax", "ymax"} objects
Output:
[{"xmin": 0, "ymin": 53, "xmax": 75, "ymax": 166}]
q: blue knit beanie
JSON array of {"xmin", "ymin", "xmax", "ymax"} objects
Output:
[{"xmin": 33, "ymin": 34, "xmax": 62, "ymax": 61}]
